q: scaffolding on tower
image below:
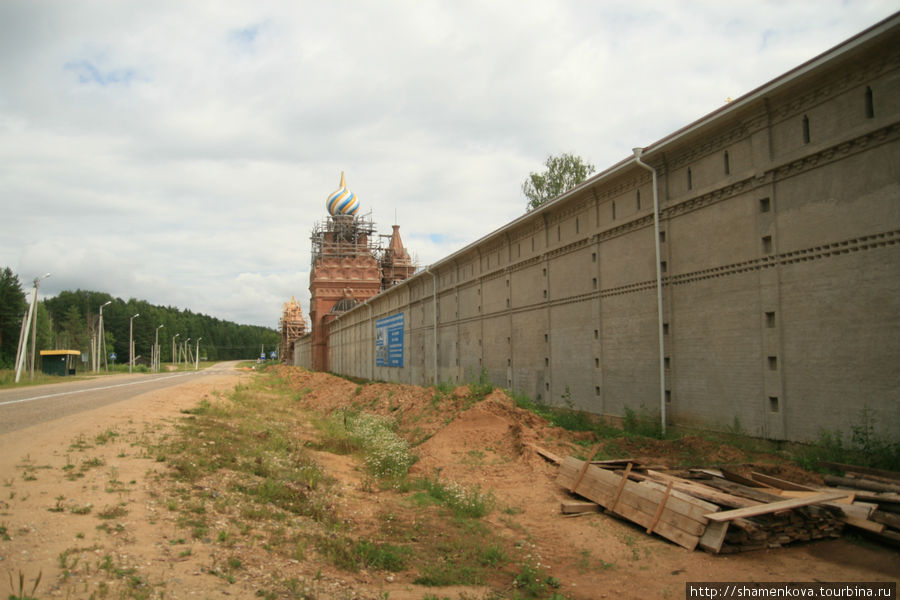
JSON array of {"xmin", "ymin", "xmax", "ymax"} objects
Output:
[{"xmin": 310, "ymin": 212, "xmax": 380, "ymax": 268}]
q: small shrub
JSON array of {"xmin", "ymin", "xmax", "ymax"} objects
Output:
[
  {"xmin": 468, "ymin": 368, "xmax": 494, "ymax": 402},
  {"xmin": 513, "ymin": 560, "xmax": 562, "ymax": 598},
  {"xmin": 318, "ymin": 536, "xmax": 412, "ymax": 572},
  {"xmin": 97, "ymin": 504, "xmax": 128, "ymax": 519},
  {"xmin": 795, "ymin": 409, "xmax": 900, "ymax": 472},
  {"xmin": 321, "ymin": 411, "xmax": 416, "ymax": 480},
  {"xmin": 623, "ymin": 406, "xmax": 664, "ymax": 439},
  {"xmin": 417, "ymin": 477, "xmax": 495, "ymax": 519}
]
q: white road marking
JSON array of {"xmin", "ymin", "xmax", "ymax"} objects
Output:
[{"xmin": 0, "ymin": 371, "xmax": 205, "ymax": 407}]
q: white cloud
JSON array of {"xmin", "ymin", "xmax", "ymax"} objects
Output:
[{"xmin": 1, "ymin": 0, "xmax": 895, "ymax": 326}]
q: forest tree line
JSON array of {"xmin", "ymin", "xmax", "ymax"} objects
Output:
[{"xmin": 0, "ymin": 267, "xmax": 280, "ymax": 369}]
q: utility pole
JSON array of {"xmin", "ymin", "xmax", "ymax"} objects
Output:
[
  {"xmin": 154, "ymin": 324, "xmax": 164, "ymax": 372},
  {"xmin": 129, "ymin": 313, "xmax": 140, "ymax": 374},
  {"xmin": 14, "ymin": 273, "xmax": 50, "ymax": 383},
  {"xmin": 98, "ymin": 301, "xmax": 111, "ymax": 372}
]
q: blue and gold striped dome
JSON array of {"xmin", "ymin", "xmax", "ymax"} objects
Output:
[{"xmin": 326, "ymin": 172, "xmax": 360, "ymax": 216}]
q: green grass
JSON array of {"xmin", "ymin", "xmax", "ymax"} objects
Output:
[
  {"xmin": 145, "ymin": 368, "xmax": 577, "ymax": 597},
  {"xmin": 794, "ymin": 411, "xmax": 900, "ymax": 472},
  {"xmin": 313, "ymin": 409, "xmax": 416, "ymax": 481},
  {"xmin": 96, "ymin": 504, "xmax": 128, "ymax": 519},
  {"xmin": 317, "ymin": 536, "xmax": 413, "ymax": 572},
  {"xmin": 413, "ymin": 477, "xmax": 495, "ymax": 519}
]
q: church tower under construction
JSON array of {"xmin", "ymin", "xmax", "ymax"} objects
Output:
[{"xmin": 306, "ymin": 173, "xmax": 415, "ymax": 371}]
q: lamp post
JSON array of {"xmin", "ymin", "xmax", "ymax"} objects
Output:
[
  {"xmin": 184, "ymin": 338, "xmax": 190, "ymax": 368},
  {"xmin": 129, "ymin": 313, "xmax": 140, "ymax": 374},
  {"xmin": 98, "ymin": 300, "xmax": 112, "ymax": 372},
  {"xmin": 154, "ymin": 324, "xmax": 165, "ymax": 372},
  {"xmin": 195, "ymin": 337, "xmax": 202, "ymax": 370},
  {"xmin": 172, "ymin": 333, "xmax": 180, "ymax": 367},
  {"xmin": 14, "ymin": 272, "xmax": 50, "ymax": 383}
]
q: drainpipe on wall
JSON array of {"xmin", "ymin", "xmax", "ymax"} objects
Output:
[
  {"xmin": 633, "ymin": 147, "xmax": 667, "ymax": 436},
  {"xmin": 367, "ymin": 302, "xmax": 373, "ymax": 381},
  {"xmin": 423, "ymin": 265, "xmax": 438, "ymax": 386}
]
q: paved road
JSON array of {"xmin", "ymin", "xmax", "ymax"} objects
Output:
[{"xmin": 0, "ymin": 362, "xmax": 241, "ymax": 435}]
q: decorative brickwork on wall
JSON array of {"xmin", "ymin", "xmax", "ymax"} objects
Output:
[{"xmin": 295, "ymin": 17, "xmax": 900, "ymax": 443}]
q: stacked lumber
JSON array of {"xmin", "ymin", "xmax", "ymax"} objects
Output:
[
  {"xmin": 556, "ymin": 456, "xmax": 720, "ymax": 551},
  {"xmin": 700, "ymin": 492, "xmax": 846, "ymax": 553},
  {"xmin": 551, "ymin": 452, "xmax": 851, "ymax": 554},
  {"xmin": 818, "ymin": 462, "xmax": 900, "ymax": 547}
]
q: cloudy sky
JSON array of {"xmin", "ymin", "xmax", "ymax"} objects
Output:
[{"xmin": 1, "ymin": 1, "xmax": 895, "ymax": 328}]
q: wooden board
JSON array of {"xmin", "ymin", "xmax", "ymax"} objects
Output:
[
  {"xmin": 721, "ymin": 469, "xmax": 775, "ymax": 488},
  {"xmin": 844, "ymin": 517, "xmax": 885, "ymax": 533},
  {"xmin": 703, "ymin": 478, "xmax": 786, "ymax": 503},
  {"xmin": 871, "ymin": 510, "xmax": 900, "ymax": 529},
  {"xmin": 532, "ymin": 445, "xmax": 563, "ymax": 465},
  {"xmin": 823, "ymin": 501, "xmax": 876, "ymax": 520},
  {"xmin": 698, "ymin": 521, "xmax": 730, "ymax": 554},
  {"xmin": 824, "ymin": 475, "xmax": 900, "ymax": 494},
  {"xmin": 641, "ymin": 470, "xmax": 760, "ymax": 509},
  {"xmin": 561, "ymin": 502, "xmax": 600, "ymax": 514},
  {"xmin": 704, "ymin": 491, "xmax": 849, "ymax": 522},
  {"xmin": 562, "ymin": 465, "xmax": 711, "ymax": 535},
  {"xmin": 819, "ymin": 461, "xmax": 900, "ymax": 482},
  {"xmin": 776, "ymin": 490, "xmax": 855, "ymax": 504},
  {"xmin": 558, "ymin": 456, "xmax": 715, "ymax": 550},
  {"xmin": 561, "ymin": 460, "xmax": 719, "ymax": 524},
  {"xmin": 751, "ymin": 471, "xmax": 816, "ymax": 491}
]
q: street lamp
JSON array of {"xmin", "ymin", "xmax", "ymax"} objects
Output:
[
  {"xmin": 195, "ymin": 337, "xmax": 202, "ymax": 370},
  {"xmin": 14, "ymin": 272, "xmax": 50, "ymax": 383},
  {"xmin": 184, "ymin": 338, "xmax": 191, "ymax": 367},
  {"xmin": 154, "ymin": 324, "xmax": 165, "ymax": 372},
  {"xmin": 129, "ymin": 313, "xmax": 140, "ymax": 374},
  {"xmin": 172, "ymin": 333, "xmax": 180, "ymax": 367},
  {"xmin": 99, "ymin": 300, "xmax": 112, "ymax": 372}
]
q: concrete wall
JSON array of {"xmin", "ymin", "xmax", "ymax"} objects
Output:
[{"xmin": 296, "ymin": 18, "xmax": 900, "ymax": 443}]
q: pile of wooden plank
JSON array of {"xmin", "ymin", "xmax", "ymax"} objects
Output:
[
  {"xmin": 556, "ymin": 455, "xmax": 718, "ymax": 551},
  {"xmin": 549, "ymin": 451, "xmax": 897, "ymax": 554},
  {"xmin": 817, "ymin": 461, "xmax": 900, "ymax": 547}
]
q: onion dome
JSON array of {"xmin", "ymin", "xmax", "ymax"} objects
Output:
[{"xmin": 326, "ymin": 172, "xmax": 360, "ymax": 216}]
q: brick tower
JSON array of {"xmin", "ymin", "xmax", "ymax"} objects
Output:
[
  {"xmin": 308, "ymin": 173, "xmax": 382, "ymax": 371},
  {"xmin": 381, "ymin": 224, "xmax": 416, "ymax": 289}
]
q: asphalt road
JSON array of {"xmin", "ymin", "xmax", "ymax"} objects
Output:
[{"xmin": 0, "ymin": 361, "xmax": 241, "ymax": 435}]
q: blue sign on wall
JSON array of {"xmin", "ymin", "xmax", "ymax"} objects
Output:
[{"xmin": 375, "ymin": 313, "xmax": 405, "ymax": 367}]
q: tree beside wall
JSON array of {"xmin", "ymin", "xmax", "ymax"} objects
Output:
[{"xmin": 522, "ymin": 152, "xmax": 595, "ymax": 212}]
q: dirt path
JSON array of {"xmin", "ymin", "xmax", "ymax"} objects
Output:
[
  {"xmin": 0, "ymin": 366, "xmax": 897, "ymax": 599},
  {"xmin": 0, "ymin": 368, "xmax": 253, "ymax": 598}
]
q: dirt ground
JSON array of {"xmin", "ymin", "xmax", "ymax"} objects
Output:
[{"xmin": 0, "ymin": 365, "xmax": 897, "ymax": 599}]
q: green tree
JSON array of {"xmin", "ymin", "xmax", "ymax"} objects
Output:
[
  {"xmin": 34, "ymin": 302, "xmax": 54, "ymax": 354},
  {"xmin": 0, "ymin": 267, "xmax": 27, "ymax": 368},
  {"xmin": 59, "ymin": 305, "xmax": 90, "ymax": 352},
  {"xmin": 522, "ymin": 152, "xmax": 595, "ymax": 212}
]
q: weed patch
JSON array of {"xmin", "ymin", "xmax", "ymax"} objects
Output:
[{"xmin": 414, "ymin": 477, "xmax": 495, "ymax": 519}]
